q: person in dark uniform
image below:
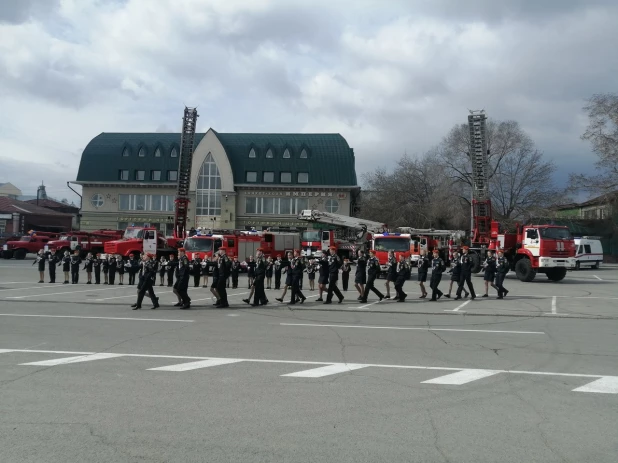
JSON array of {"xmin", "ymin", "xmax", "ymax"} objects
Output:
[
  {"xmin": 231, "ymin": 256, "xmax": 240, "ymax": 289},
  {"xmin": 289, "ymin": 250, "xmax": 306, "ymax": 304},
  {"xmin": 173, "ymin": 249, "xmax": 191, "ymax": 309},
  {"xmin": 62, "ymin": 251, "xmax": 73, "ymax": 284},
  {"xmin": 191, "ymin": 255, "xmax": 202, "ymax": 288},
  {"xmin": 47, "ymin": 248, "xmax": 59, "ymax": 283},
  {"xmin": 127, "ymin": 253, "xmax": 139, "ymax": 285},
  {"xmin": 33, "ymin": 250, "xmax": 46, "ymax": 283},
  {"xmin": 158, "ymin": 256, "xmax": 167, "ymax": 286},
  {"xmin": 495, "ymin": 249, "xmax": 510, "ymax": 299},
  {"xmin": 246, "ymin": 255, "xmax": 256, "ymax": 289},
  {"xmin": 275, "ymin": 252, "xmax": 293, "ymax": 303},
  {"xmin": 102, "ymin": 254, "xmax": 109, "ymax": 284},
  {"xmin": 265, "ymin": 256, "xmax": 274, "ymax": 289},
  {"xmin": 70, "ymin": 250, "xmax": 82, "ymax": 284},
  {"xmin": 306, "ymin": 257, "xmax": 316, "ymax": 291},
  {"xmin": 341, "ymin": 258, "xmax": 351, "ymax": 291},
  {"xmin": 393, "ymin": 254, "xmax": 410, "ymax": 302},
  {"xmin": 384, "ymin": 250, "xmax": 396, "ymax": 299},
  {"xmin": 216, "ymin": 247, "xmax": 231, "ymax": 308},
  {"xmin": 354, "ymin": 249, "xmax": 367, "ymax": 300},
  {"xmin": 444, "ymin": 251, "xmax": 468, "ymax": 298},
  {"xmin": 361, "ymin": 249, "xmax": 384, "ymax": 302},
  {"xmin": 108, "ymin": 255, "xmax": 117, "ymax": 285},
  {"xmin": 250, "ymin": 248, "xmax": 268, "ymax": 306},
  {"xmin": 325, "ymin": 246, "xmax": 344, "ymax": 304},
  {"xmin": 201, "ymin": 256, "xmax": 210, "ymax": 288},
  {"xmin": 429, "ymin": 249, "xmax": 446, "ymax": 301},
  {"xmin": 166, "ymin": 254, "xmax": 177, "ymax": 287},
  {"xmin": 84, "ymin": 252, "xmax": 94, "ymax": 284},
  {"xmin": 131, "ymin": 253, "xmax": 159, "ymax": 310},
  {"xmin": 482, "ymin": 250, "xmax": 498, "ymax": 297},
  {"xmin": 210, "ymin": 254, "xmax": 220, "ymax": 305},
  {"xmin": 455, "ymin": 246, "xmax": 476, "ymax": 300},
  {"xmin": 274, "ymin": 255, "xmax": 283, "ymax": 290},
  {"xmin": 93, "ymin": 253, "xmax": 102, "ymax": 284},
  {"xmin": 316, "ymin": 250, "xmax": 329, "ymax": 302},
  {"xmin": 416, "ymin": 249, "xmax": 430, "ymax": 298},
  {"xmin": 115, "ymin": 254, "xmax": 125, "ymax": 285}
]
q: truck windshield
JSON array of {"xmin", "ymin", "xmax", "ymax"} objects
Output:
[
  {"xmin": 19, "ymin": 237, "xmax": 32, "ymax": 242},
  {"xmin": 184, "ymin": 238, "xmax": 213, "ymax": 252},
  {"xmin": 58, "ymin": 236, "xmax": 70, "ymax": 241},
  {"xmin": 302, "ymin": 231, "xmax": 321, "ymax": 241},
  {"xmin": 540, "ymin": 228, "xmax": 573, "ymax": 240},
  {"xmin": 124, "ymin": 228, "xmax": 144, "ymax": 239},
  {"xmin": 373, "ymin": 238, "xmax": 410, "ymax": 252}
]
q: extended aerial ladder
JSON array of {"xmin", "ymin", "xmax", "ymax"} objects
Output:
[
  {"xmin": 298, "ymin": 209, "xmax": 388, "ymax": 241},
  {"xmin": 173, "ymin": 107, "xmax": 199, "ymax": 239}
]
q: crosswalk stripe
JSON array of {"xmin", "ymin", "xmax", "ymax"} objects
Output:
[
  {"xmin": 572, "ymin": 376, "xmax": 618, "ymax": 394},
  {"xmin": 282, "ymin": 363, "xmax": 368, "ymax": 378},
  {"xmin": 422, "ymin": 369, "xmax": 500, "ymax": 385},
  {"xmin": 148, "ymin": 358, "xmax": 243, "ymax": 371},
  {"xmin": 20, "ymin": 353, "xmax": 126, "ymax": 366},
  {"xmin": 0, "ymin": 349, "xmax": 15, "ymax": 354}
]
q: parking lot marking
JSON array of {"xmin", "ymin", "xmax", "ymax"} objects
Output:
[
  {"xmin": 0, "ymin": 285, "xmax": 58, "ymax": 292},
  {"xmin": 353, "ymin": 300, "xmax": 382, "ymax": 309},
  {"xmin": 21, "ymin": 353, "xmax": 126, "ymax": 366},
  {"xmin": 573, "ymin": 377, "xmax": 618, "ymax": 394},
  {"xmin": 0, "ymin": 314, "xmax": 194, "ymax": 322},
  {"xmin": 552, "ymin": 296, "xmax": 557, "ymax": 314},
  {"xmin": 282, "ymin": 363, "xmax": 368, "ymax": 378},
  {"xmin": 279, "ymin": 323, "xmax": 545, "ymax": 335},
  {"xmin": 5, "ymin": 286, "xmax": 134, "ymax": 299},
  {"xmin": 422, "ymin": 369, "xmax": 500, "ymax": 385},
  {"xmin": 445, "ymin": 300, "xmax": 470, "ymax": 312},
  {"xmin": 148, "ymin": 358, "xmax": 244, "ymax": 372},
  {"xmin": 92, "ymin": 291, "xmax": 174, "ymax": 302},
  {"xmin": 593, "ymin": 275, "xmax": 602, "ymax": 281}
]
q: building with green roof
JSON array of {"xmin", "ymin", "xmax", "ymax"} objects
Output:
[{"xmin": 74, "ymin": 129, "xmax": 360, "ymax": 232}]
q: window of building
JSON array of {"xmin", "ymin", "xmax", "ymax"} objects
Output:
[
  {"xmin": 122, "ymin": 147, "xmax": 130, "ymax": 157},
  {"xmin": 134, "ymin": 194, "xmax": 146, "ymax": 210},
  {"xmin": 196, "ymin": 152, "xmax": 222, "ymax": 216},
  {"xmin": 171, "ymin": 147, "xmax": 178, "ymax": 158},
  {"xmin": 263, "ymin": 197, "xmax": 275, "ymax": 214},
  {"xmin": 138, "ymin": 147, "xmax": 146, "ymax": 157},
  {"xmin": 246, "ymin": 171, "xmax": 257, "ymax": 183},
  {"xmin": 298, "ymin": 172, "xmax": 309, "ymax": 183},
  {"xmin": 168, "ymin": 170, "xmax": 178, "ymax": 181},
  {"xmin": 151, "ymin": 170, "xmax": 161, "ymax": 181},
  {"xmin": 119, "ymin": 195, "xmax": 130, "ymax": 210},
  {"xmin": 300, "ymin": 148, "xmax": 308, "ymax": 159},
  {"xmin": 91, "ymin": 194, "xmax": 104, "ymax": 209},
  {"xmin": 266, "ymin": 148, "xmax": 274, "ymax": 158},
  {"xmin": 249, "ymin": 148, "xmax": 256, "ymax": 158},
  {"xmin": 280, "ymin": 198, "xmax": 291, "ymax": 215},
  {"xmin": 244, "ymin": 196, "xmax": 309, "ymax": 215},
  {"xmin": 280, "ymin": 172, "xmax": 291, "ymax": 183},
  {"xmin": 118, "ymin": 194, "xmax": 175, "ymax": 211},
  {"xmin": 325, "ymin": 199, "xmax": 339, "ymax": 213},
  {"xmin": 154, "ymin": 147, "xmax": 161, "ymax": 157},
  {"xmin": 246, "ymin": 197, "xmax": 258, "ymax": 214},
  {"xmin": 297, "ymin": 198, "xmax": 308, "ymax": 211},
  {"xmin": 283, "ymin": 148, "xmax": 291, "ymax": 159},
  {"xmin": 263, "ymin": 172, "xmax": 274, "ymax": 183},
  {"xmin": 119, "ymin": 170, "xmax": 129, "ymax": 181},
  {"xmin": 135, "ymin": 170, "xmax": 145, "ymax": 181}
]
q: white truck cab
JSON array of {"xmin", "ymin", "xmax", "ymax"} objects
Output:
[{"xmin": 574, "ymin": 237, "xmax": 603, "ymax": 269}]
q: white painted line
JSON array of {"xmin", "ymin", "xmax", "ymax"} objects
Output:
[
  {"xmin": 189, "ymin": 291, "xmax": 249, "ymax": 303},
  {"xmin": 545, "ymin": 296, "xmax": 559, "ymax": 315},
  {"xmin": 0, "ymin": 349, "xmax": 15, "ymax": 354},
  {"xmin": 422, "ymin": 369, "xmax": 500, "ymax": 385},
  {"xmin": 0, "ymin": 285, "xmax": 61, "ymax": 292},
  {"xmin": 446, "ymin": 300, "xmax": 470, "ymax": 312},
  {"xmin": 573, "ymin": 376, "xmax": 618, "ymax": 394},
  {"xmin": 279, "ymin": 323, "xmax": 545, "ymax": 335},
  {"xmin": 352, "ymin": 300, "xmax": 382, "ymax": 309},
  {"xmin": 593, "ymin": 275, "xmax": 602, "ymax": 281},
  {"xmin": 148, "ymin": 358, "xmax": 243, "ymax": 372},
  {"xmin": 0, "ymin": 314, "xmax": 194, "ymax": 322},
  {"xmin": 21, "ymin": 353, "xmax": 126, "ymax": 366},
  {"xmin": 92, "ymin": 291, "xmax": 173, "ymax": 302},
  {"xmin": 227, "ymin": 314, "xmax": 240, "ymax": 317},
  {"xmin": 282, "ymin": 363, "xmax": 368, "ymax": 378},
  {"xmin": 5, "ymin": 286, "xmax": 135, "ymax": 299}
]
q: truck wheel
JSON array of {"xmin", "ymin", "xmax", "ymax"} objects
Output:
[
  {"xmin": 575, "ymin": 261, "xmax": 580, "ymax": 270},
  {"xmin": 2, "ymin": 250, "xmax": 14, "ymax": 259},
  {"xmin": 593, "ymin": 261, "xmax": 600, "ymax": 269},
  {"xmin": 14, "ymin": 249, "xmax": 27, "ymax": 260},
  {"xmin": 515, "ymin": 259, "xmax": 536, "ymax": 282},
  {"xmin": 471, "ymin": 253, "xmax": 481, "ymax": 274},
  {"xmin": 546, "ymin": 268, "xmax": 567, "ymax": 282}
]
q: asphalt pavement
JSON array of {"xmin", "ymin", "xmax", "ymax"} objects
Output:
[{"xmin": 1, "ymin": 259, "xmax": 617, "ymax": 463}]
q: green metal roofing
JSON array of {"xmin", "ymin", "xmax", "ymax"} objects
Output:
[{"xmin": 76, "ymin": 131, "xmax": 358, "ymax": 186}]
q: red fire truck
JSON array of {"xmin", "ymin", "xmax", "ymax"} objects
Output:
[
  {"xmin": 2, "ymin": 231, "xmax": 60, "ymax": 259},
  {"xmin": 45, "ymin": 230, "xmax": 123, "ymax": 256},
  {"xmin": 395, "ymin": 228, "xmax": 465, "ymax": 263}
]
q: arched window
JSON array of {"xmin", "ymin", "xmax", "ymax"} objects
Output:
[
  {"xmin": 154, "ymin": 147, "xmax": 162, "ymax": 157},
  {"xmin": 283, "ymin": 148, "xmax": 291, "ymax": 159},
  {"xmin": 196, "ymin": 153, "xmax": 221, "ymax": 216},
  {"xmin": 138, "ymin": 147, "xmax": 146, "ymax": 157},
  {"xmin": 171, "ymin": 147, "xmax": 178, "ymax": 158},
  {"xmin": 122, "ymin": 147, "xmax": 130, "ymax": 157},
  {"xmin": 300, "ymin": 148, "xmax": 308, "ymax": 159},
  {"xmin": 249, "ymin": 148, "xmax": 256, "ymax": 158},
  {"xmin": 266, "ymin": 148, "xmax": 274, "ymax": 158}
]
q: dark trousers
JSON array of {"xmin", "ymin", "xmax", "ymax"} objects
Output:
[
  {"xmin": 49, "ymin": 268, "xmax": 56, "ymax": 283},
  {"xmin": 394, "ymin": 276, "xmax": 407, "ymax": 300},
  {"xmin": 94, "ymin": 267, "xmax": 101, "ymax": 284},
  {"xmin": 326, "ymin": 276, "xmax": 343, "ymax": 302},
  {"xmin": 252, "ymin": 276, "xmax": 267, "ymax": 305},
  {"xmin": 342, "ymin": 273, "xmax": 350, "ymax": 291},
  {"xmin": 175, "ymin": 280, "xmax": 190, "ymax": 305},
  {"xmin": 247, "ymin": 274, "xmax": 254, "ymax": 289},
  {"xmin": 193, "ymin": 272, "xmax": 201, "ymax": 287},
  {"xmin": 109, "ymin": 270, "xmax": 116, "ymax": 285},
  {"xmin": 71, "ymin": 269, "xmax": 79, "ymax": 284},
  {"xmin": 137, "ymin": 281, "xmax": 158, "ymax": 307},
  {"xmin": 167, "ymin": 270, "xmax": 174, "ymax": 286},
  {"xmin": 274, "ymin": 272, "xmax": 281, "ymax": 290},
  {"xmin": 290, "ymin": 277, "xmax": 305, "ymax": 304},
  {"xmin": 430, "ymin": 273, "xmax": 443, "ymax": 300},
  {"xmin": 128, "ymin": 271, "xmax": 136, "ymax": 285},
  {"xmin": 456, "ymin": 273, "xmax": 476, "ymax": 298},
  {"xmin": 362, "ymin": 276, "xmax": 384, "ymax": 301},
  {"xmin": 217, "ymin": 278, "xmax": 229, "ymax": 306},
  {"xmin": 232, "ymin": 272, "xmax": 239, "ymax": 288},
  {"xmin": 495, "ymin": 273, "xmax": 507, "ymax": 296}
]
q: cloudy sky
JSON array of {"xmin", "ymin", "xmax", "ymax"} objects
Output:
[{"xmin": 1, "ymin": 0, "xmax": 616, "ymax": 204}]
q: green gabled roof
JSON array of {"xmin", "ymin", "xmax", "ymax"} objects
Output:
[{"xmin": 76, "ymin": 131, "xmax": 357, "ymax": 186}]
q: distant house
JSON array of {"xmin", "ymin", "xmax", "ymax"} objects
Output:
[
  {"xmin": 553, "ymin": 192, "xmax": 617, "ymax": 220},
  {"xmin": 0, "ymin": 183, "xmax": 22, "ymax": 200},
  {"xmin": 24, "ymin": 198, "xmax": 80, "ymax": 229},
  {"xmin": 0, "ymin": 197, "xmax": 73, "ymax": 235}
]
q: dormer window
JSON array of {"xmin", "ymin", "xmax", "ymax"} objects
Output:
[
  {"xmin": 249, "ymin": 148, "xmax": 256, "ymax": 158},
  {"xmin": 300, "ymin": 148, "xmax": 308, "ymax": 159},
  {"xmin": 138, "ymin": 147, "xmax": 146, "ymax": 157},
  {"xmin": 266, "ymin": 148, "xmax": 274, "ymax": 158},
  {"xmin": 171, "ymin": 147, "xmax": 178, "ymax": 158},
  {"xmin": 154, "ymin": 147, "xmax": 161, "ymax": 157},
  {"xmin": 122, "ymin": 147, "xmax": 130, "ymax": 157},
  {"xmin": 283, "ymin": 148, "xmax": 291, "ymax": 159}
]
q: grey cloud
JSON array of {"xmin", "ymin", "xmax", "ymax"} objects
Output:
[{"xmin": 0, "ymin": 0, "xmax": 60, "ymax": 24}]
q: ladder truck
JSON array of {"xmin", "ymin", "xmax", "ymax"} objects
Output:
[
  {"xmin": 104, "ymin": 107, "xmax": 198, "ymax": 259},
  {"xmin": 395, "ymin": 227, "xmax": 465, "ymax": 263},
  {"xmin": 466, "ymin": 110, "xmax": 576, "ymax": 281}
]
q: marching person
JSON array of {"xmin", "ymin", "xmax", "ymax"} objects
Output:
[
  {"xmin": 231, "ymin": 256, "xmax": 240, "ymax": 289},
  {"xmin": 316, "ymin": 250, "xmax": 329, "ymax": 302},
  {"xmin": 70, "ymin": 250, "xmax": 82, "ymax": 284},
  {"xmin": 384, "ymin": 250, "xmax": 396, "ymax": 299},
  {"xmin": 62, "ymin": 251, "xmax": 74, "ymax": 284},
  {"xmin": 444, "ymin": 251, "xmax": 468, "ymax": 298},
  {"xmin": 84, "ymin": 252, "xmax": 94, "ymax": 284},
  {"xmin": 429, "ymin": 249, "xmax": 446, "ymax": 301},
  {"xmin": 93, "ymin": 253, "xmax": 102, "ymax": 284},
  {"xmin": 47, "ymin": 248, "xmax": 59, "ymax": 283},
  {"xmin": 417, "ymin": 249, "xmax": 430, "ymax": 298},
  {"xmin": 201, "ymin": 256, "xmax": 210, "ymax": 288},
  {"xmin": 324, "ymin": 246, "xmax": 344, "ymax": 304},
  {"xmin": 131, "ymin": 253, "xmax": 159, "ymax": 310},
  {"xmin": 393, "ymin": 254, "xmax": 410, "ymax": 302},
  {"xmin": 216, "ymin": 247, "xmax": 231, "ymax": 308},
  {"xmin": 455, "ymin": 246, "xmax": 476, "ymax": 300},
  {"xmin": 166, "ymin": 254, "xmax": 177, "ymax": 287},
  {"xmin": 360, "ymin": 249, "xmax": 384, "ymax": 303},
  {"xmin": 127, "ymin": 253, "xmax": 139, "ymax": 285},
  {"xmin": 173, "ymin": 249, "xmax": 191, "ymax": 309},
  {"xmin": 354, "ymin": 249, "xmax": 367, "ymax": 300},
  {"xmin": 341, "ymin": 258, "xmax": 351, "ymax": 291},
  {"xmin": 250, "ymin": 248, "xmax": 268, "ymax": 307},
  {"xmin": 210, "ymin": 254, "xmax": 221, "ymax": 305},
  {"xmin": 482, "ymin": 250, "xmax": 498, "ymax": 297},
  {"xmin": 246, "ymin": 255, "xmax": 256, "ymax": 289},
  {"xmin": 289, "ymin": 249, "xmax": 306, "ymax": 304},
  {"xmin": 275, "ymin": 251, "xmax": 293, "ymax": 303},
  {"xmin": 265, "ymin": 256, "xmax": 274, "ymax": 289},
  {"xmin": 158, "ymin": 256, "xmax": 168, "ymax": 286},
  {"xmin": 102, "ymin": 254, "xmax": 109, "ymax": 284},
  {"xmin": 274, "ymin": 255, "xmax": 283, "ymax": 290},
  {"xmin": 306, "ymin": 257, "xmax": 316, "ymax": 291},
  {"xmin": 495, "ymin": 249, "xmax": 510, "ymax": 299},
  {"xmin": 33, "ymin": 249, "xmax": 46, "ymax": 283},
  {"xmin": 116, "ymin": 254, "xmax": 125, "ymax": 285},
  {"xmin": 191, "ymin": 254, "xmax": 202, "ymax": 288},
  {"xmin": 108, "ymin": 254, "xmax": 117, "ymax": 285}
]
